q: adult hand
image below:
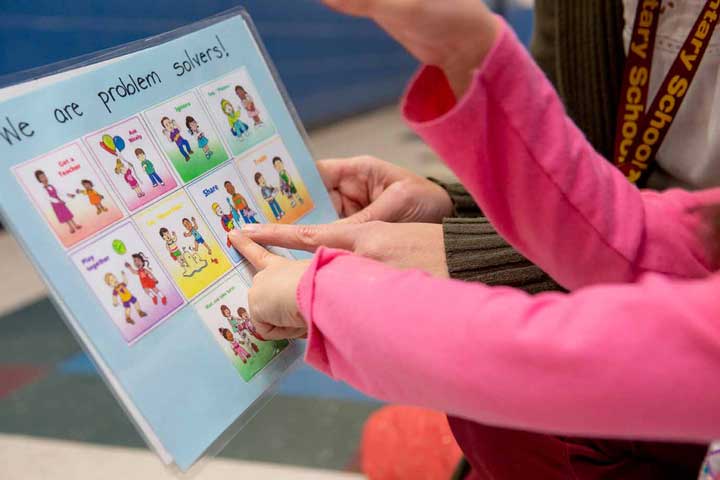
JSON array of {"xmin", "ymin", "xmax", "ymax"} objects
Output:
[
  {"xmin": 230, "ymin": 232, "xmax": 310, "ymax": 340},
  {"xmin": 241, "ymin": 221, "xmax": 449, "ymax": 277},
  {"xmin": 318, "ymin": 156, "xmax": 453, "ymax": 224},
  {"xmin": 322, "ymin": 0, "xmax": 501, "ymax": 96}
]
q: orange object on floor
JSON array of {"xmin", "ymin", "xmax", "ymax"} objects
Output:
[{"xmin": 361, "ymin": 405, "xmax": 464, "ymax": 480}]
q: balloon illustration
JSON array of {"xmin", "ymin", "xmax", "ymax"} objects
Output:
[
  {"xmin": 113, "ymin": 136, "xmax": 126, "ymax": 152},
  {"xmin": 97, "ymin": 133, "xmax": 143, "ymax": 187},
  {"xmin": 100, "ymin": 134, "xmax": 116, "ymax": 156},
  {"xmin": 112, "ymin": 239, "xmax": 127, "ymax": 255}
]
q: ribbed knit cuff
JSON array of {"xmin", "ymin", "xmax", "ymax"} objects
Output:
[
  {"xmin": 555, "ymin": 0, "xmax": 625, "ymax": 161},
  {"xmin": 430, "ymin": 178, "xmax": 483, "ymax": 218},
  {"xmin": 443, "ymin": 217, "xmax": 564, "ymax": 294}
]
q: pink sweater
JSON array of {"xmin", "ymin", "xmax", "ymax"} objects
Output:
[{"xmin": 297, "ymin": 22, "xmax": 720, "ymax": 443}]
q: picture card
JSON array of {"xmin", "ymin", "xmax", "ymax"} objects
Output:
[
  {"xmin": 234, "ymin": 138, "xmax": 314, "ymax": 224},
  {"xmin": 13, "ymin": 143, "xmax": 124, "ymax": 248},
  {"xmin": 194, "ymin": 272, "xmax": 289, "ymax": 382},
  {"xmin": 143, "ymin": 91, "xmax": 229, "ymax": 183},
  {"xmin": 198, "ymin": 68, "xmax": 277, "ymax": 156},
  {"xmin": 84, "ymin": 116, "xmax": 178, "ymax": 212},
  {"xmin": 185, "ymin": 162, "xmax": 263, "ymax": 263},
  {"xmin": 133, "ymin": 190, "xmax": 233, "ymax": 299},
  {"xmin": 70, "ymin": 221, "xmax": 185, "ymax": 343}
]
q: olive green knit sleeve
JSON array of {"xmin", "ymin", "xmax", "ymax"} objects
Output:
[
  {"xmin": 430, "ymin": 181, "xmax": 563, "ymax": 293},
  {"xmin": 443, "ymin": 217, "xmax": 564, "ymax": 294},
  {"xmin": 432, "ymin": 180, "xmax": 484, "ymax": 218},
  {"xmin": 530, "ymin": 0, "xmax": 559, "ymax": 87},
  {"xmin": 545, "ymin": 0, "xmax": 625, "ymax": 161}
]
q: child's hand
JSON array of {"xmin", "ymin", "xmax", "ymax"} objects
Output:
[
  {"xmin": 229, "ymin": 231, "xmax": 310, "ymax": 340},
  {"xmin": 322, "ymin": 0, "xmax": 500, "ymax": 96}
]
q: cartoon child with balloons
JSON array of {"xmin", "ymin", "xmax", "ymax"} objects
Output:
[
  {"xmin": 100, "ymin": 134, "xmax": 146, "ymax": 199},
  {"xmin": 114, "ymin": 158, "xmax": 144, "ymax": 198}
]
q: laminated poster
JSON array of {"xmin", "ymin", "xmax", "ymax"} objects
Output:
[{"xmin": 0, "ymin": 8, "xmax": 338, "ymax": 473}]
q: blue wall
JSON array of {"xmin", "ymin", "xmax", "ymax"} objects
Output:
[{"xmin": 0, "ymin": 1, "xmax": 532, "ymax": 126}]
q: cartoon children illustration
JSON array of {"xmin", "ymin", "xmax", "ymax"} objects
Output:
[
  {"xmin": 105, "ymin": 271, "xmax": 147, "ymax": 325},
  {"xmin": 34, "ymin": 170, "xmax": 82, "ymax": 234},
  {"xmin": 212, "ymin": 203, "xmax": 236, "ymax": 247},
  {"xmin": 161, "ymin": 116, "xmax": 194, "ymax": 161},
  {"xmin": 234, "ymin": 85, "xmax": 263, "ymax": 126},
  {"xmin": 134, "ymin": 148, "xmax": 165, "ymax": 188},
  {"xmin": 220, "ymin": 99, "xmax": 249, "ymax": 138},
  {"xmin": 236, "ymin": 328, "xmax": 259, "ymax": 358},
  {"xmin": 237, "ymin": 307, "xmax": 265, "ymax": 342},
  {"xmin": 185, "ymin": 116, "xmax": 213, "ymax": 160},
  {"xmin": 125, "ymin": 252, "xmax": 167, "ymax": 306},
  {"xmin": 226, "ymin": 197, "xmax": 242, "ymax": 226},
  {"xmin": 254, "ymin": 173, "xmax": 284, "ymax": 221},
  {"xmin": 76, "ymin": 179, "xmax": 109, "ymax": 215},
  {"xmin": 159, "ymin": 227, "xmax": 188, "ymax": 269},
  {"xmin": 114, "ymin": 158, "xmax": 145, "ymax": 198},
  {"xmin": 221, "ymin": 305, "xmax": 260, "ymax": 352},
  {"xmin": 182, "ymin": 217, "xmax": 212, "ymax": 255},
  {"xmin": 224, "ymin": 181, "xmax": 259, "ymax": 224},
  {"xmin": 220, "ymin": 304, "xmax": 242, "ymax": 335},
  {"xmin": 273, "ymin": 156, "xmax": 304, "ymax": 208},
  {"xmin": 219, "ymin": 327, "xmax": 251, "ymax": 363}
]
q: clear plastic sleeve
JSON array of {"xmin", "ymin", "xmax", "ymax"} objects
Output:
[{"xmin": 0, "ymin": 7, "xmax": 338, "ymax": 474}]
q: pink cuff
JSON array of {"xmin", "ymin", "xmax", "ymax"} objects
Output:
[
  {"xmin": 402, "ymin": 17, "xmax": 511, "ymax": 129},
  {"xmin": 297, "ymin": 247, "xmax": 352, "ymax": 378}
]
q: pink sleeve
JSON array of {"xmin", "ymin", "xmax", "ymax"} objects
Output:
[
  {"xmin": 402, "ymin": 21, "xmax": 720, "ymax": 289},
  {"xmin": 299, "ymin": 247, "xmax": 720, "ymax": 442}
]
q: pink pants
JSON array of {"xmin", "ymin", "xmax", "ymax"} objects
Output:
[
  {"xmin": 233, "ymin": 343, "xmax": 250, "ymax": 361},
  {"xmin": 448, "ymin": 418, "xmax": 706, "ymax": 479}
]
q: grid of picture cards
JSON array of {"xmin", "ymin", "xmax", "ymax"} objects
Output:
[{"xmin": 12, "ymin": 67, "xmax": 315, "ymax": 382}]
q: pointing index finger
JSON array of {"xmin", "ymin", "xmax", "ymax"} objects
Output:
[
  {"xmin": 240, "ymin": 223, "xmax": 358, "ymax": 252},
  {"xmin": 228, "ymin": 230, "xmax": 281, "ymax": 271}
]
